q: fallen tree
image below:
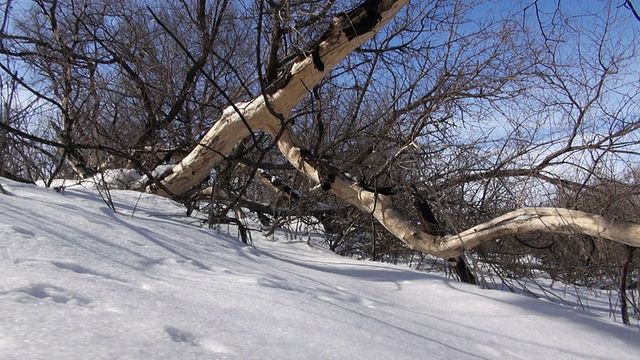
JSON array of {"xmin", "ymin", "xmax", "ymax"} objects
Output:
[{"xmin": 148, "ymin": 0, "xmax": 640, "ymax": 261}]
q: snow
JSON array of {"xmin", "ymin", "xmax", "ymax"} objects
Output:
[
  {"xmin": 0, "ymin": 177, "xmax": 638, "ymax": 359},
  {"xmin": 91, "ymin": 169, "xmax": 144, "ymax": 189}
]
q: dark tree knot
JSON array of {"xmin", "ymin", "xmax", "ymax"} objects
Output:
[
  {"xmin": 311, "ymin": 46, "xmax": 325, "ymax": 72},
  {"xmin": 342, "ymin": 0, "xmax": 383, "ymax": 40}
]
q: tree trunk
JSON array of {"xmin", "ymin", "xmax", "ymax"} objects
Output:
[
  {"xmin": 150, "ymin": 0, "xmax": 640, "ymax": 261},
  {"xmin": 620, "ymin": 246, "xmax": 635, "ymax": 325},
  {"xmin": 275, "ymin": 126, "xmax": 640, "ymax": 258},
  {"xmin": 154, "ymin": 0, "xmax": 410, "ymax": 197}
]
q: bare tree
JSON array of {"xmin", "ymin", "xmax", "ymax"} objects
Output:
[
  {"xmin": 1, "ymin": 0, "xmax": 639, "ymax": 312},
  {"xmin": 0, "ymin": 0, "xmax": 256, "ymax": 184},
  {"xmin": 145, "ymin": 0, "xmax": 640, "ymax": 260}
]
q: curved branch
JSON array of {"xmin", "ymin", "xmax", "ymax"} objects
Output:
[
  {"xmin": 272, "ymin": 115, "xmax": 640, "ymax": 260},
  {"xmin": 272, "ymin": 115, "xmax": 640, "ymax": 259},
  {"xmin": 141, "ymin": 0, "xmax": 640, "ymax": 261},
  {"xmin": 624, "ymin": 0, "xmax": 640, "ymax": 22},
  {"xmin": 443, "ymin": 207, "xmax": 640, "ymax": 253},
  {"xmin": 156, "ymin": 0, "xmax": 410, "ymax": 196}
]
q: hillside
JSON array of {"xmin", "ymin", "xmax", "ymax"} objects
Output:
[{"xmin": 0, "ymin": 177, "xmax": 638, "ymax": 359}]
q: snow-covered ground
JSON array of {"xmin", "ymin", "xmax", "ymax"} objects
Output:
[{"xmin": 0, "ymin": 177, "xmax": 638, "ymax": 359}]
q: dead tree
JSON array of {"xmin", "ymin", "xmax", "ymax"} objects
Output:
[{"xmin": 149, "ymin": 0, "xmax": 640, "ymax": 262}]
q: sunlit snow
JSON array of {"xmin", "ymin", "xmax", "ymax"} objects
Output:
[{"xmin": 0, "ymin": 177, "xmax": 638, "ymax": 359}]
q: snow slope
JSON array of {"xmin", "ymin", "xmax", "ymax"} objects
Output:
[{"xmin": 0, "ymin": 178, "xmax": 638, "ymax": 359}]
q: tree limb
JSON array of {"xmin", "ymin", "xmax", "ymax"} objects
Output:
[
  {"xmin": 149, "ymin": 0, "xmax": 640, "ymax": 261},
  {"xmin": 155, "ymin": 0, "xmax": 410, "ymax": 196}
]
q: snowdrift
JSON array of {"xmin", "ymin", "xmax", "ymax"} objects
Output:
[{"xmin": 0, "ymin": 178, "xmax": 638, "ymax": 359}]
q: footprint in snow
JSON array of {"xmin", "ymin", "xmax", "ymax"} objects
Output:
[
  {"xmin": 164, "ymin": 325, "xmax": 199, "ymax": 346},
  {"xmin": 10, "ymin": 226, "xmax": 36, "ymax": 237},
  {"xmin": 51, "ymin": 261, "xmax": 128, "ymax": 283},
  {"xmin": 0, "ymin": 283, "xmax": 91, "ymax": 307}
]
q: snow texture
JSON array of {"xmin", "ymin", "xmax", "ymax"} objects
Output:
[{"xmin": 0, "ymin": 177, "xmax": 638, "ymax": 359}]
